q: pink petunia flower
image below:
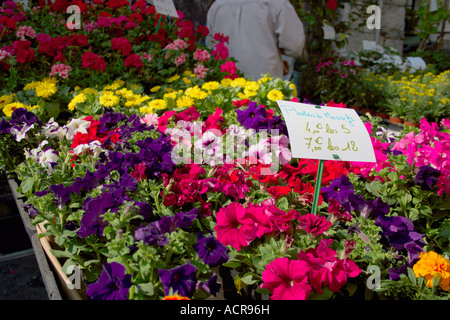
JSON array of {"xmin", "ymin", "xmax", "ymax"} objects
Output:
[
  {"xmin": 260, "ymin": 257, "xmax": 312, "ymax": 300},
  {"xmin": 214, "ymin": 202, "xmax": 257, "ymax": 251},
  {"xmin": 298, "ymin": 238, "xmax": 362, "ymax": 294},
  {"xmin": 297, "ymin": 213, "xmax": 332, "ymax": 237}
]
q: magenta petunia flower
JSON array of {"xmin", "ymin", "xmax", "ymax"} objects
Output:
[
  {"xmin": 298, "ymin": 239, "xmax": 362, "ymax": 294},
  {"xmin": 261, "ymin": 257, "xmax": 312, "ymax": 300},
  {"xmin": 214, "ymin": 202, "xmax": 257, "ymax": 251},
  {"xmin": 297, "ymin": 213, "xmax": 331, "ymax": 237}
]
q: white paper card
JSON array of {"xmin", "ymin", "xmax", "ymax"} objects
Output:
[
  {"xmin": 429, "ymin": 0, "xmax": 438, "ymax": 12},
  {"xmin": 322, "ymin": 23, "xmax": 336, "ymax": 40},
  {"xmin": 152, "ymin": 0, "xmax": 179, "ymax": 18},
  {"xmin": 276, "ymin": 101, "xmax": 376, "ymax": 163}
]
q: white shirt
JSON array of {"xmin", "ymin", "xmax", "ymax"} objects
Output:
[{"xmin": 206, "ymin": 0, "xmax": 305, "ymax": 80}]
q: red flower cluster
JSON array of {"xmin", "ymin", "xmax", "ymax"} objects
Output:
[
  {"xmin": 111, "ymin": 36, "xmax": 132, "ymax": 56},
  {"xmin": 13, "ymin": 40, "xmax": 35, "ymax": 64},
  {"xmin": 214, "ymin": 201, "xmax": 301, "ymax": 251},
  {"xmin": 81, "ymin": 51, "xmax": 107, "ymax": 71},
  {"xmin": 124, "ymin": 53, "xmax": 143, "ymax": 69}
]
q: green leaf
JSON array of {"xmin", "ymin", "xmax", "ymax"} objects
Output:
[
  {"xmin": 20, "ymin": 176, "xmax": 34, "ymax": 194},
  {"xmin": 138, "ymin": 282, "xmax": 154, "ymax": 296},
  {"xmin": 309, "ymin": 287, "xmax": 333, "ymax": 300},
  {"xmin": 45, "ymin": 101, "xmax": 61, "ymax": 119},
  {"xmin": 241, "ymin": 272, "xmax": 258, "ymax": 285}
]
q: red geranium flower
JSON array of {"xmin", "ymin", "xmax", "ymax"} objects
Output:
[
  {"xmin": 326, "ymin": 0, "xmax": 338, "ymax": 10},
  {"xmin": 111, "ymin": 37, "xmax": 132, "ymax": 56}
]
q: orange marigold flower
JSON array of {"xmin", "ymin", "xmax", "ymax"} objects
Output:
[
  {"xmin": 163, "ymin": 295, "xmax": 190, "ymax": 300},
  {"xmin": 413, "ymin": 251, "xmax": 450, "ymax": 291}
]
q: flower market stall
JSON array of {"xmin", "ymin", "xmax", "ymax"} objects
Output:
[{"xmin": 1, "ymin": 0, "xmax": 449, "ymax": 301}]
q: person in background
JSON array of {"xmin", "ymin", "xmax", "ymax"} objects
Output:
[{"xmin": 206, "ymin": 0, "xmax": 305, "ymax": 81}]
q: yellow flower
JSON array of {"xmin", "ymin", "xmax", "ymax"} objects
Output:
[
  {"xmin": 148, "ymin": 99, "xmax": 167, "ymax": 110},
  {"xmin": 184, "ymin": 86, "xmax": 208, "ymax": 100},
  {"xmin": 176, "ymin": 95, "xmax": 194, "ymax": 108},
  {"xmin": 220, "ymin": 78, "xmax": 233, "ymax": 87},
  {"xmin": 163, "ymin": 92, "xmax": 177, "ymax": 100},
  {"xmin": 244, "ymin": 81, "xmax": 260, "ymax": 92},
  {"xmin": 289, "ymin": 83, "xmax": 297, "ymax": 97},
  {"xmin": 99, "ymin": 91, "xmax": 120, "ymax": 107},
  {"xmin": 237, "ymin": 92, "xmax": 249, "ymax": 100},
  {"xmin": 0, "ymin": 95, "xmax": 14, "ymax": 109},
  {"xmin": 104, "ymin": 80, "xmax": 124, "ymax": 91},
  {"xmin": 231, "ymin": 77, "xmax": 247, "ymax": 88},
  {"xmin": 168, "ymin": 75, "xmax": 180, "ymax": 83},
  {"xmin": 125, "ymin": 94, "xmax": 150, "ymax": 107},
  {"xmin": 413, "ymin": 251, "xmax": 450, "ymax": 291},
  {"xmin": 35, "ymin": 81, "xmax": 57, "ymax": 98},
  {"xmin": 267, "ymin": 89, "xmax": 284, "ymax": 101},
  {"xmin": 23, "ymin": 81, "xmax": 40, "ymax": 91},
  {"xmin": 68, "ymin": 93, "xmax": 87, "ymax": 111},
  {"xmin": 258, "ymin": 76, "xmax": 272, "ymax": 84},
  {"xmin": 3, "ymin": 102, "xmax": 26, "ymax": 117},
  {"xmin": 140, "ymin": 106, "xmax": 153, "ymax": 114},
  {"xmin": 202, "ymin": 81, "xmax": 220, "ymax": 92},
  {"xmin": 182, "ymin": 77, "xmax": 191, "ymax": 85},
  {"xmin": 150, "ymin": 86, "xmax": 161, "ymax": 93}
]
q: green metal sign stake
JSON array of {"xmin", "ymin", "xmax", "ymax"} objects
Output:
[
  {"xmin": 311, "ymin": 159, "xmax": 325, "ymax": 215},
  {"xmin": 150, "ymin": 14, "xmax": 164, "ymax": 50}
]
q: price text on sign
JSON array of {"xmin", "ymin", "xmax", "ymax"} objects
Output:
[
  {"xmin": 276, "ymin": 101, "xmax": 376, "ymax": 163},
  {"xmin": 152, "ymin": 0, "xmax": 179, "ymax": 18}
]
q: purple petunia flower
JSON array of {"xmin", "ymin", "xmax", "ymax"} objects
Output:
[
  {"xmin": 9, "ymin": 108, "xmax": 42, "ymax": 127},
  {"xmin": 321, "ymin": 174, "xmax": 355, "ymax": 205},
  {"xmin": 86, "ymin": 262, "xmax": 132, "ymax": 300},
  {"xmin": 414, "ymin": 165, "xmax": 440, "ymax": 191},
  {"xmin": 0, "ymin": 119, "xmax": 11, "ymax": 134},
  {"xmin": 196, "ymin": 273, "xmax": 221, "ymax": 296},
  {"xmin": 158, "ymin": 263, "xmax": 197, "ymax": 298},
  {"xmin": 194, "ymin": 232, "xmax": 229, "ymax": 267},
  {"xmin": 375, "ymin": 215, "xmax": 425, "ymax": 251},
  {"xmin": 236, "ymin": 102, "xmax": 267, "ymax": 130},
  {"xmin": 348, "ymin": 194, "xmax": 390, "ymax": 218},
  {"xmin": 76, "ymin": 193, "xmax": 120, "ymax": 238}
]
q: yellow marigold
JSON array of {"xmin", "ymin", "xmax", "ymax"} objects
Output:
[
  {"xmin": 231, "ymin": 77, "xmax": 247, "ymax": 88},
  {"xmin": 221, "ymin": 78, "xmax": 233, "ymax": 87},
  {"xmin": 183, "ymin": 70, "xmax": 193, "ymax": 76},
  {"xmin": 202, "ymin": 81, "xmax": 220, "ymax": 91},
  {"xmin": 148, "ymin": 99, "xmax": 167, "ymax": 110},
  {"xmin": 184, "ymin": 86, "xmax": 208, "ymax": 100},
  {"xmin": 23, "ymin": 81, "xmax": 40, "ymax": 91},
  {"xmin": 168, "ymin": 74, "xmax": 180, "ymax": 83},
  {"xmin": 150, "ymin": 86, "xmax": 161, "ymax": 93},
  {"xmin": 267, "ymin": 89, "xmax": 284, "ymax": 101},
  {"xmin": 68, "ymin": 93, "xmax": 87, "ymax": 111},
  {"xmin": 0, "ymin": 95, "xmax": 14, "ymax": 108},
  {"xmin": 104, "ymin": 80, "xmax": 124, "ymax": 91},
  {"xmin": 413, "ymin": 251, "xmax": 450, "ymax": 291},
  {"xmin": 3, "ymin": 102, "xmax": 26, "ymax": 117},
  {"xmin": 140, "ymin": 106, "xmax": 153, "ymax": 114},
  {"xmin": 35, "ymin": 81, "xmax": 57, "ymax": 98},
  {"xmin": 176, "ymin": 95, "xmax": 194, "ymax": 108},
  {"xmin": 99, "ymin": 91, "xmax": 120, "ymax": 107},
  {"xmin": 182, "ymin": 77, "xmax": 191, "ymax": 85},
  {"xmin": 237, "ymin": 92, "xmax": 249, "ymax": 100},
  {"xmin": 163, "ymin": 295, "xmax": 190, "ymax": 300},
  {"xmin": 244, "ymin": 81, "xmax": 260, "ymax": 92},
  {"xmin": 243, "ymin": 88, "xmax": 257, "ymax": 97},
  {"xmin": 258, "ymin": 76, "xmax": 272, "ymax": 84},
  {"xmin": 163, "ymin": 92, "xmax": 177, "ymax": 100},
  {"xmin": 125, "ymin": 94, "xmax": 149, "ymax": 107}
]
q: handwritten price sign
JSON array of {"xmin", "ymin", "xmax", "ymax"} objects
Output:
[
  {"xmin": 152, "ymin": 0, "xmax": 178, "ymax": 18},
  {"xmin": 277, "ymin": 101, "xmax": 376, "ymax": 163}
]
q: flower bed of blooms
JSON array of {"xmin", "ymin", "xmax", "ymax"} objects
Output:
[
  {"xmin": 0, "ymin": 0, "xmax": 450, "ymax": 301},
  {"xmin": 1, "ymin": 75, "xmax": 449, "ymax": 300}
]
